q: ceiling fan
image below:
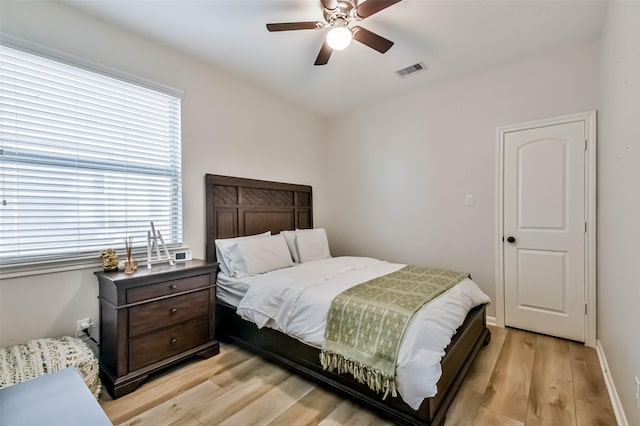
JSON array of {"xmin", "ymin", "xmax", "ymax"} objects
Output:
[{"xmin": 266, "ymin": 0, "xmax": 402, "ymax": 66}]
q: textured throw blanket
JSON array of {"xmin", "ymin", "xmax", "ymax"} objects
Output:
[
  {"xmin": 0, "ymin": 336, "xmax": 101, "ymax": 398},
  {"xmin": 320, "ymin": 266, "xmax": 468, "ymax": 398}
]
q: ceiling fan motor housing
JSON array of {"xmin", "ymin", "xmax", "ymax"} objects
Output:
[{"xmin": 323, "ymin": 0, "xmax": 358, "ymax": 25}]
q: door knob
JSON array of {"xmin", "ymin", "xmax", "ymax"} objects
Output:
[{"xmin": 507, "ymin": 236, "xmax": 516, "ymax": 243}]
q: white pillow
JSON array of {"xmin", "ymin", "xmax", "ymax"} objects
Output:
[
  {"xmin": 215, "ymin": 231, "xmax": 270, "ymax": 276},
  {"xmin": 295, "ymin": 228, "xmax": 331, "ymax": 263},
  {"xmin": 280, "ymin": 230, "xmax": 300, "ymax": 263},
  {"xmin": 234, "ymin": 234, "xmax": 294, "ymax": 277}
]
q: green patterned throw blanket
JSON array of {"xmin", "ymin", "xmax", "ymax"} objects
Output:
[{"xmin": 320, "ymin": 266, "xmax": 468, "ymax": 398}]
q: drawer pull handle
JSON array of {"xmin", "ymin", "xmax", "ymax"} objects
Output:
[
  {"xmin": 170, "ymin": 284, "xmax": 177, "ymax": 290},
  {"xmin": 170, "ymin": 308, "xmax": 177, "ymax": 315},
  {"xmin": 170, "ymin": 338, "xmax": 177, "ymax": 344}
]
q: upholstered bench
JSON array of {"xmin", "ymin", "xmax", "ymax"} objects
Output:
[{"xmin": 0, "ymin": 336, "xmax": 100, "ymax": 398}]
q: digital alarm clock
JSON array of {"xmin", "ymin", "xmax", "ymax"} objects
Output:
[{"xmin": 173, "ymin": 250, "xmax": 192, "ymax": 262}]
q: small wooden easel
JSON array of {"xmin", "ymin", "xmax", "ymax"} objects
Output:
[{"xmin": 147, "ymin": 221, "xmax": 174, "ymax": 269}]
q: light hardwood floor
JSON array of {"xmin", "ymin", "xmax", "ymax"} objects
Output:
[{"xmin": 100, "ymin": 326, "xmax": 616, "ymax": 426}]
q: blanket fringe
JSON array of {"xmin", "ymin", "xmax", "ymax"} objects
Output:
[{"xmin": 320, "ymin": 351, "xmax": 398, "ymax": 399}]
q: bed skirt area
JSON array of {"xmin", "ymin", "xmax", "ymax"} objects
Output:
[{"xmin": 216, "ymin": 300, "xmax": 490, "ymax": 426}]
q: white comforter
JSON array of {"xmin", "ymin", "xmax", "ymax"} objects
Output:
[{"xmin": 235, "ymin": 256, "xmax": 490, "ymax": 409}]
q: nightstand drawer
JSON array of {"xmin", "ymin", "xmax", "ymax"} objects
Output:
[
  {"xmin": 128, "ymin": 319, "xmax": 209, "ymax": 371},
  {"xmin": 126, "ymin": 274, "xmax": 210, "ymax": 303},
  {"xmin": 128, "ymin": 290, "xmax": 210, "ymax": 338}
]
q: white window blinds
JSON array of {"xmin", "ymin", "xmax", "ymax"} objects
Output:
[{"xmin": 0, "ymin": 45, "xmax": 182, "ymax": 266}]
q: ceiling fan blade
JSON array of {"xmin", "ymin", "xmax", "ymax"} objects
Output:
[
  {"xmin": 352, "ymin": 26, "xmax": 394, "ymax": 53},
  {"xmin": 321, "ymin": 0, "xmax": 338, "ymax": 10},
  {"xmin": 314, "ymin": 42, "xmax": 333, "ymax": 66},
  {"xmin": 266, "ymin": 22, "xmax": 323, "ymax": 32},
  {"xmin": 355, "ymin": 0, "xmax": 402, "ymax": 19}
]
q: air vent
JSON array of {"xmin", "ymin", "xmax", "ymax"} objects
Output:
[{"xmin": 394, "ymin": 61, "xmax": 427, "ymax": 78}]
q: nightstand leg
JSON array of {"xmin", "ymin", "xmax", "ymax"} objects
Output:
[{"xmin": 196, "ymin": 342, "xmax": 220, "ymax": 359}]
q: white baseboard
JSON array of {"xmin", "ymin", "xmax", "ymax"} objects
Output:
[
  {"xmin": 486, "ymin": 315, "xmax": 497, "ymax": 326},
  {"xmin": 596, "ymin": 340, "xmax": 629, "ymax": 426}
]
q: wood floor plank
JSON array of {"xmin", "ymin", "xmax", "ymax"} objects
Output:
[
  {"xmin": 123, "ymin": 358, "xmax": 289, "ymax": 425},
  {"xmin": 268, "ymin": 386, "xmax": 344, "ymax": 426},
  {"xmin": 570, "ymin": 343, "xmax": 617, "ymax": 426},
  {"xmin": 101, "ymin": 347, "xmax": 252, "ymax": 423},
  {"xmin": 209, "ymin": 354, "xmax": 271, "ymax": 388},
  {"xmin": 474, "ymin": 407, "xmax": 524, "ymax": 426},
  {"xmin": 446, "ymin": 388, "xmax": 484, "ymax": 426},
  {"xmin": 575, "ymin": 399, "xmax": 617, "ymax": 426},
  {"xmin": 102, "ymin": 327, "xmax": 614, "ymax": 426},
  {"xmin": 219, "ymin": 375, "xmax": 316, "ymax": 425},
  {"xmin": 445, "ymin": 325, "xmax": 508, "ymax": 425},
  {"xmin": 525, "ymin": 334, "xmax": 576, "ymax": 425},
  {"xmin": 317, "ymin": 401, "xmax": 362, "ymax": 426},
  {"xmin": 480, "ymin": 329, "xmax": 536, "ymax": 422},
  {"xmin": 118, "ymin": 380, "xmax": 221, "ymax": 426},
  {"xmin": 467, "ymin": 326, "xmax": 509, "ymax": 393},
  {"xmin": 191, "ymin": 362, "xmax": 291, "ymax": 424}
]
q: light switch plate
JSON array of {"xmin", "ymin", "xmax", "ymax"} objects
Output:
[{"xmin": 465, "ymin": 194, "xmax": 474, "ymax": 206}]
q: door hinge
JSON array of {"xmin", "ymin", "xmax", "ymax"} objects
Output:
[
  {"xmin": 585, "ymin": 222, "xmax": 587, "ymax": 233},
  {"xmin": 585, "ymin": 304, "xmax": 588, "ymax": 315},
  {"xmin": 584, "ymin": 139, "xmax": 588, "ymax": 150}
]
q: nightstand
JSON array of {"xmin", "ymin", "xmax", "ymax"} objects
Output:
[{"xmin": 95, "ymin": 259, "xmax": 219, "ymax": 398}]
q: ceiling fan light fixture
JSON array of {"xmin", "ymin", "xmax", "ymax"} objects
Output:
[
  {"xmin": 266, "ymin": 0, "xmax": 403, "ymax": 65},
  {"xmin": 326, "ymin": 26, "xmax": 352, "ymax": 50}
]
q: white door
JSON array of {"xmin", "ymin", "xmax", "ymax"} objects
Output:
[{"xmin": 503, "ymin": 121, "xmax": 585, "ymax": 341}]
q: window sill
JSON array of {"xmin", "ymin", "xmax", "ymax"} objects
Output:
[
  {"xmin": 0, "ymin": 246, "xmax": 191, "ymax": 280},
  {"xmin": 0, "ymin": 258, "xmax": 102, "ymax": 279}
]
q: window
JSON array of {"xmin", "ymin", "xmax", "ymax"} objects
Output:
[{"xmin": 0, "ymin": 45, "xmax": 182, "ymax": 268}]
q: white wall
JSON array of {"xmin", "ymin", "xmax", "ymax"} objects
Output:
[
  {"xmin": 598, "ymin": 2, "xmax": 640, "ymax": 424},
  {"xmin": 325, "ymin": 43, "xmax": 599, "ymax": 316},
  {"xmin": 0, "ymin": 1, "xmax": 328, "ymax": 347}
]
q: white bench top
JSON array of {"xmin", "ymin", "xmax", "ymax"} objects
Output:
[{"xmin": 0, "ymin": 367, "xmax": 111, "ymax": 426}]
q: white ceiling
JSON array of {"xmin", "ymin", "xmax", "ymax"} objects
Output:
[{"xmin": 62, "ymin": 0, "xmax": 607, "ymax": 117}]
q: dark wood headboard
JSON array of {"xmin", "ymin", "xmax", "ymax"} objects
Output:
[{"xmin": 205, "ymin": 174, "xmax": 313, "ymax": 262}]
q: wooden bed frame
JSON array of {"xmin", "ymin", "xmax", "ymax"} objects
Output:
[{"xmin": 205, "ymin": 174, "xmax": 490, "ymax": 426}]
